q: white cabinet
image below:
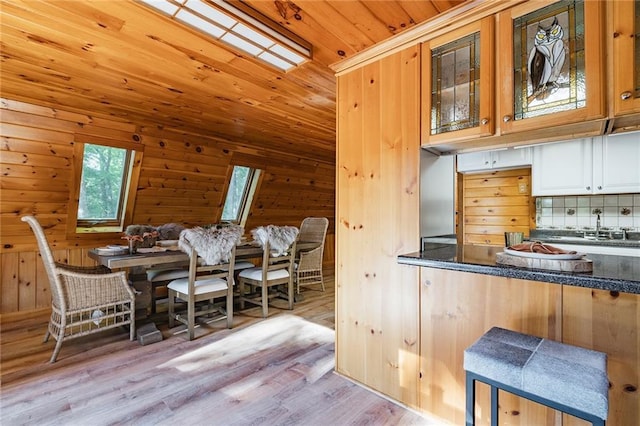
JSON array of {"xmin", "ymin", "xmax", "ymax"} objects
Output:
[
  {"xmin": 532, "ymin": 132, "xmax": 640, "ymax": 196},
  {"xmin": 457, "ymin": 148, "xmax": 531, "ymax": 172},
  {"xmin": 532, "ymin": 138, "xmax": 592, "ymax": 196},
  {"xmin": 593, "ymin": 132, "xmax": 640, "ymax": 194}
]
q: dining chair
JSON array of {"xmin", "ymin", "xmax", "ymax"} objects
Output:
[
  {"xmin": 238, "ymin": 225, "xmax": 298, "ymax": 318},
  {"xmin": 147, "ymin": 266, "xmax": 189, "ymax": 314},
  {"xmin": 295, "ymin": 217, "xmax": 329, "ymax": 293},
  {"xmin": 21, "ymin": 215, "xmax": 136, "ymax": 363},
  {"xmin": 167, "ymin": 226, "xmax": 241, "ymax": 340}
]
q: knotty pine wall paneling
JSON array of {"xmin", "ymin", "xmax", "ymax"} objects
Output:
[
  {"xmin": 336, "ymin": 46, "xmax": 421, "ymax": 407},
  {"xmin": 0, "ymin": 99, "xmax": 335, "ymax": 315},
  {"xmin": 461, "ymin": 168, "xmax": 535, "ymax": 246}
]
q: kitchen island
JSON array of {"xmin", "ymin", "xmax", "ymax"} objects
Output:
[
  {"xmin": 399, "ymin": 243, "xmax": 639, "ymax": 426},
  {"xmin": 399, "ymin": 242, "xmax": 640, "ymax": 294}
]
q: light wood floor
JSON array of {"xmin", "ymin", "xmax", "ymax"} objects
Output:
[{"xmin": 1, "ymin": 274, "xmax": 440, "ymax": 425}]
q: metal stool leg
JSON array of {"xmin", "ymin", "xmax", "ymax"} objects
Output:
[
  {"xmin": 466, "ymin": 372, "xmax": 475, "ymax": 426},
  {"xmin": 491, "ymin": 385, "xmax": 499, "ymax": 426}
]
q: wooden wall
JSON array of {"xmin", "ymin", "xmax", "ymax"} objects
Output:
[
  {"xmin": 0, "ymin": 99, "xmax": 335, "ymax": 315},
  {"xmin": 461, "ymin": 168, "xmax": 535, "ymax": 246},
  {"xmin": 335, "ymin": 46, "xmax": 421, "ymax": 406}
]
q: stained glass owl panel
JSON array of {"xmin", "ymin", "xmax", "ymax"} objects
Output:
[{"xmin": 513, "ymin": 0, "xmax": 585, "ymax": 120}]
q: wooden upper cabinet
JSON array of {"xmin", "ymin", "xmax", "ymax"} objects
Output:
[
  {"xmin": 611, "ymin": 0, "xmax": 640, "ymax": 116},
  {"xmin": 497, "ymin": 0, "xmax": 605, "ymax": 135},
  {"xmin": 421, "ymin": 16, "xmax": 494, "ymax": 146}
]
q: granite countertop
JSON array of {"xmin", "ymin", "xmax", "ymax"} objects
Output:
[{"xmin": 398, "ymin": 243, "xmax": 640, "ymax": 295}]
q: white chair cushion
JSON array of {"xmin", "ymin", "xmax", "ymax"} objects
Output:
[
  {"xmin": 167, "ymin": 277, "xmax": 228, "ymax": 295},
  {"xmin": 238, "ymin": 267, "xmax": 289, "ymax": 281},
  {"xmin": 147, "ymin": 268, "xmax": 189, "ymax": 282}
]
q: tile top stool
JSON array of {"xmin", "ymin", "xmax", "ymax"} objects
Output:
[{"xmin": 464, "ymin": 327, "xmax": 608, "ymax": 426}]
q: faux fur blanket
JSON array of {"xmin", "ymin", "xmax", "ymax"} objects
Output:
[
  {"xmin": 156, "ymin": 223, "xmax": 185, "ymax": 240},
  {"xmin": 251, "ymin": 225, "xmax": 299, "ymax": 256},
  {"xmin": 178, "ymin": 225, "xmax": 243, "ymax": 265}
]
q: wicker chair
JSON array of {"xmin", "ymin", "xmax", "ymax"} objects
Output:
[
  {"xmin": 21, "ymin": 215, "xmax": 136, "ymax": 363},
  {"xmin": 295, "ymin": 217, "xmax": 329, "ymax": 294}
]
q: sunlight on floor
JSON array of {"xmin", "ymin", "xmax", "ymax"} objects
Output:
[{"xmin": 158, "ymin": 314, "xmax": 335, "ymax": 373}]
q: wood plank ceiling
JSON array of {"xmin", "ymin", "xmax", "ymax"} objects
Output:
[{"xmin": 0, "ymin": 0, "xmax": 464, "ymax": 163}]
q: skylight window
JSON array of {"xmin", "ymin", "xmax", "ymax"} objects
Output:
[{"xmin": 139, "ymin": 0, "xmax": 312, "ymax": 72}]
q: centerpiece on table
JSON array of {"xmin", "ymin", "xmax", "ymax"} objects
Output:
[
  {"xmin": 121, "ymin": 223, "xmax": 185, "ymax": 254},
  {"xmin": 121, "ymin": 225, "xmax": 158, "ymax": 254}
]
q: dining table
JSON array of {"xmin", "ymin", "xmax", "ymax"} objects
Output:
[
  {"xmin": 88, "ymin": 240, "xmax": 319, "ymax": 270},
  {"xmin": 88, "ymin": 240, "xmax": 320, "ymax": 319}
]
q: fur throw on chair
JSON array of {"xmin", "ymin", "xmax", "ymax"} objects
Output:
[
  {"xmin": 251, "ymin": 225, "xmax": 299, "ymax": 256},
  {"xmin": 178, "ymin": 225, "xmax": 243, "ymax": 265}
]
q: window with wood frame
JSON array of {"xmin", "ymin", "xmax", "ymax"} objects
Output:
[
  {"xmin": 68, "ymin": 137, "xmax": 143, "ymax": 235},
  {"xmin": 221, "ymin": 165, "xmax": 260, "ymax": 226}
]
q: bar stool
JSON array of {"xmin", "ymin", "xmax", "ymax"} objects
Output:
[{"xmin": 464, "ymin": 327, "xmax": 608, "ymax": 426}]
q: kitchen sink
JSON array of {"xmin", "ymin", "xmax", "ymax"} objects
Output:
[
  {"xmin": 547, "ymin": 236, "xmax": 608, "ymax": 242},
  {"xmin": 544, "ymin": 235, "xmax": 640, "ymax": 246}
]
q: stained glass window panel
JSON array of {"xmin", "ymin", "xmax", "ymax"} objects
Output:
[
  {"xmin": 513, "ymin": 0, "xmax": 585, "ymax": 120},
  {"xmin": 430, "ymin": 32, "xmax": 480, "ymax": 135}
]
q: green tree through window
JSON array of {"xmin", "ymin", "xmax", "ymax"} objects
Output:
[
  {"xmin": 78, "ymin": 144, "xmax": 130, "ymax": 221},
  {"xmin": 221, "ymin": 165, "xmax": 259, "ymax": 224}
]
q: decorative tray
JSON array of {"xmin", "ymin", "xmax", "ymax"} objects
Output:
[
  {"xmin": 95, "ymin": 246, "xmax": 129, "ymax": 256},
  {"xmin": 503, "ymin": 248, "xmax": 585, "ymax": 260}
]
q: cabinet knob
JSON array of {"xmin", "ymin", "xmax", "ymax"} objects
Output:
[
  {"xmin": 586, "ymin": 186, "xmax": 591, "ymax": 190},
  {"xmin": 620, "ymin": 91, "xmax": 632, "ymax": 100},
  {"xmin": 502, "ymin": 115, "xmax": 511, "ymax": 123},
  {"xmin": 424, "ymin": 280, "xmax": 431, "ymax": 287},
  {"xmin": 481, "ymin": 118, "xmax": 489, "ymax": 125},
  {"xmin": 492, "ymin": 160, "xmax": 497, "ymax": 164},
  {"xmin": 484, "ymin": 161, "xmax": 489, "ymax": 165},
  {"xmin": 598, "ymin": 185, "xmax": 602, "ymax": 190}
]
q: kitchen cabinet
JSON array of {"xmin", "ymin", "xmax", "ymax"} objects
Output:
[
  {"xmin": 532, "ymin": 138, "xmax": 592, "ymax": 196},
  {"xmin": 414, "ymin": 257, "xmax": 640, "ymax": 426},
  {"xmin": 421, "ymin": 17, "xmax": 494, "ymax": 145},
  {"xmin": 593, "ymin": 131, "xmax": 640, "ymax": 194},
  {"xmin": 419, "ymin": 267, "xmax": 561, "ymax": 425},
  {"xmin": 532, "ymin": 131, "xmax": 640, "ymax": 195},
  {"xmin": 611, "ymin": 0, "xmax": 640, "ymax": 117},
  {"xmin": 457, "ymin": 147, "xmax": 531, "ymax": 172},
  {"xmin": 562, "ymin": 286, "xmax": 640, "ymax": 426},
  {"xmin": 421, "ymin": 0, "xmax": 606, "ymax": 151},
  {"xmin": 497, "ymin": 0, "xmax": 605, "ymax": 135}
]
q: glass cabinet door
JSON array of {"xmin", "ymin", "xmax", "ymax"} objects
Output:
[
  {"xmin": 512, "ymin": 0, "xmax": 585, "ymax": 120},
  {"xmin": 498, "ymin": 0, "xmax": 605, "ymax": 134},
  {"xmin": 421, "ymin": 17, "xmax": 494, "ymax": 146},
  {"xmin": 431, "ymin": 33, "xmax": 480, "ymax": 134},
  {"xmin": 612, "ymin": 0, "xmax": 640, "ymax": 116}
]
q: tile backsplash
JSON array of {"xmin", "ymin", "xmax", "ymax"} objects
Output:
[{"xmin": 536, "ymin": 194, "xmax": 640, "ymax": 230}]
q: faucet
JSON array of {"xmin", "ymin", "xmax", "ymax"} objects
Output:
[{"xmin": 596, "ymin": 213, "xmax": 601, "ymax": 236}]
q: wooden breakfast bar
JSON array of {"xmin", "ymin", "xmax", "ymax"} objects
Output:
[{"xmin": 398, "ymin": 243, "xmax": 640, "ymax": 426}]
